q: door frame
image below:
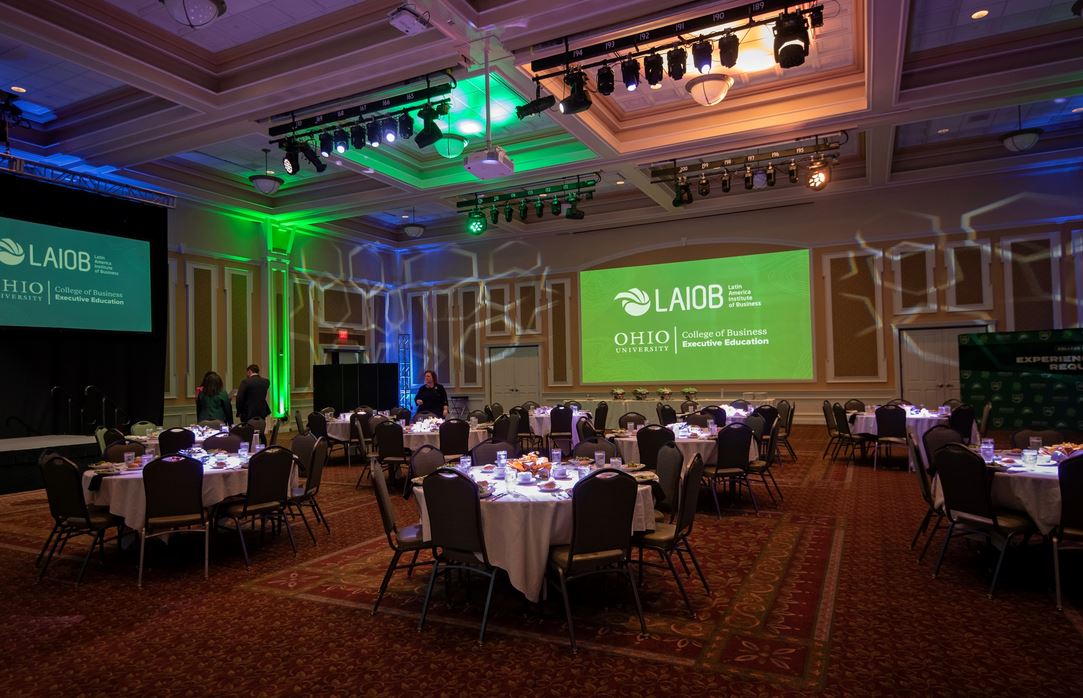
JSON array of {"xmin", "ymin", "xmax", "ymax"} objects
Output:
[
  {"xmin": 486, "ymin": 343, "xmax": 542, "ymax": 406},
  {"xmin": 892, "ymin": 320, "xmax": 995, "ymax": 402}
]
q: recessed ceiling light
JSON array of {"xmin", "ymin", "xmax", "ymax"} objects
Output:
[
  {"xmin": 970, "ymin": 10, "xmax": 989, "ymax": 20},
  {"xmin": 9, "ymin": 85, "xmax": 26, "ymax": 93},
  {"xmin": 615, "ymin": 179, "xmax": 625, "ymax": 185},
  {"xmin": 1054, "ymin": 97, "xmax": 1067, "ymax": 104},
  {"xmin": 937, "ymin": 127, "xmax": 951, "ymax": 134},
  {"xmin": 401, "ymin": 214, "xmax": 410, "ymax": 219}
]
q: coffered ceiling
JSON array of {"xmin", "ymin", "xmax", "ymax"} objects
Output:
[{"xmin": 0, "ymin": 0, "xmax": 1081, "ymax": 244}]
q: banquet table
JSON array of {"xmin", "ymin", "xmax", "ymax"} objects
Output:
[
  {"xmin": 325, "ymin": 418, "xmax": 487, "ymax": 453},
  {"xmin": 612, "ymin": 429, "xmax": 758, "ymax": 467},
  {"xmin": 931, "ymin": 454, "xmax": 1061, "ymax": 535},
  {"xmin": 528, "ymin": 410, "xmax": 590, "ymax": 449},
  {"xmin": 850, "ymin": 410, "xmax": 980, "ymax": 470},
  {"xmin": 413, "ymin": 464, "xmax": 655, "ymax": 602},
  {"xmin": 82, "ymin": 455, "xmax": 299, "ymax": 528}
]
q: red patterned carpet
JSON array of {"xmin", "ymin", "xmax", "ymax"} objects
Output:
[{"xmin": 2, "ymin": 426, "xmax": 1082, "ymax": 696}]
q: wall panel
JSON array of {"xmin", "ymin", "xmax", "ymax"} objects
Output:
[
  {"xmin": 434, "ymin": 291, "xmax": 453, "ymax": 387},
  {"xmin": 291, "ymin": 279, "xmax": 314, "ymax": 391},
  {"xmin": 945, "ymin": 240, "xmax": 992, "ymax": 311},
  {"xmin": 186, "ymin": 263, "xmax": 218, "ymax": 397},
  {"xmin": 459, "ymin": 286, "xmax": 481, "ymax": 387},
  {"xmin": 824, "ymin": 251, "xmax": 884, "ymax": 381},
  {"xmin": 1002, "ymin": 233, "xmax": 1061, "ymax": 331},
  {"xmin": 546, "ymin": 279, "xmax": 572, "ymax": 386},
  {"xmin": 225, "ymin": 267, "xmax": 253, "ymax": 391}
]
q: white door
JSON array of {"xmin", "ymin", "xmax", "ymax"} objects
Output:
[
  {"xmin": 488, "ymin": 345, "xmax": 540, "ymax": 408},
  {"xmin": 901, "ymin": 326, "xmax": 989, "ymax": 406}
]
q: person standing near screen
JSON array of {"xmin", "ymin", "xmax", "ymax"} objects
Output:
[
  {"xmin": 414, "ymin": 369, "xmax": 449, "ymax": 417},
  {"xmin": 196, "ymin": 371, "xmax": 233, "ymax": 425},
  {"xmin": 236, "ymin": 364, "xmax": 271, "ymax": 422}
]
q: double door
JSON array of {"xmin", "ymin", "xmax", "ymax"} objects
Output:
[
  {"xmin": 900, "ymin": 325, "xmax": 989, "ymax": 407},
  {"xmin": 488, "ymin": 345, "xmax": 540, "ymax": 408}
]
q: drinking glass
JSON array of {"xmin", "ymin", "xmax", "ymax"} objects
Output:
[
  {"xmin": 469, "ymin": 416, "xmax": 478, "ymax": 428},
  {"xmin": 979, "ymin": 438, "xmax": 995, "ymax": 464},
  {"xmin": 238, "ymin": 442, "xmax": 249, "ymax": 457},
  {"xmin": 460, "ymin": 456, "xmax": 472, "ymax": 470},
  {"xmin": 1022, "ymin": 449, "xmax": 1038, "ymax": 466},
  {"xmin": 610, "ymin": 457, "xmax": 623, "ymax": 469},
  {"xmin": 496, "ymin": 451, "xmax": 507, "ymax": 466},
  {"xmin": 123, "ymin": 451, "xmax": 135, "ymax": 466},
  {"xmin": 551, "ymin": 449, "xmax": 562, "ymax": 464},
  {"xmin": 1029, "ymin": 436, "xmax": 1043, "ymax": 451},
  {"xmin": 594, "ymin": 451, "xmax": 606, "ymax": 468}
]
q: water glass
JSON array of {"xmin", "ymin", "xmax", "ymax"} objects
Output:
[
  {"xmin": 551, "ymin": 449, "xmax": 562, "ymax": 464},
  {"xmin": 496, "ymin": 451, "xmax": 507, "ymax": 466},
  {"xmin": 494, "ymin": 464, "xmax": 506, "ymax": 480},
  {"xmin": 1022, "ymin": 449, "xmax": 1038, "ymax": 466},
  {"xmin": 123, "ymin": 451, "xmax": 135, "ymax": 466},
  {"xmin": 980, "ymin": 438, "xmax": 995, "ymax": 464},
  {"xmin": 707, "ymin": 419, "xmax": 717, "ymax": 436},
  {"xmin": 460, "ymin": 456, "xmax": 472, "ymax": 470},
  {"xmin": 1028, "ymin": 436, "xmax": 1043, "ymax": 451},
  {"xmin": 594, "ymin": 451, "xmax": 606, "ymax": 468},
  {"xmin": 238, "ymin": 442, "xmax": 249, "ymax": 457},
  {"xmin": 141, "ymin": 454, "xmax": 153, "ymax": 467},
  {"xmin": 610, "ymin": 456, "xmax": 623, "ymax": 469},
  {"xmin": 469, "ymin": 416, "xmax": 478, "ymax": 428}
]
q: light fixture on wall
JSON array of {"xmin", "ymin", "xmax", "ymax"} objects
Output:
[
  {"xmin": 249, "ymin": 148, "xmax": 283, "ymax": 194},
  {"xmin": 1001, "ymin": 105, "xmax": 1042, "ymax": 152},
  {"xmin": 685, "ymin": 74, "xmax": 734, "ymax": 106},
  {"xmin": 159, "ymin": 0, "xmax": 226, "ymax": 29}
]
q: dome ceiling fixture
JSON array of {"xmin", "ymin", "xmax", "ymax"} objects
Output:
[
  {"xmin": 685, "ymin": 74, "xmax": 735, "ymax": 107},
  {"xmin": 1001, "ymin": 104, "xmax": 1042, "ymax": 153},
  {"xmin": 249, "ymin": 148, "xmax": 283, "ymax": 195},
  {"xmin": 159, "ymin": 0, "xmax": 227, "ymax": 29}
]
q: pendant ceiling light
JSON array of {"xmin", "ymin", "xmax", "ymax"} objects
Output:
[
  {"xmin": 1001, "ymin": 104, "xmax": 1042, "ymax": 153},
  {"xmin": 434, "ymin": 134, "xmax": 468, "ymax": 159},
  {"xmin": 685, "ymin": 74, "xmax": 734, "ymax": 106},
  {"xmin": 249, "ymin": 148, "xmax": 283, "ymax": 195},
  {"xmin": 159, "ymin": 0, "xmax": 227, "ymax": 29}
]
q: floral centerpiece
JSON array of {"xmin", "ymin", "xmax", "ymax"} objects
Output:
[
  {"xmin": 632, "ymin": 388, "xmax": 649, "ymax": 400},
  {"xmin": 610, "ymin": 388, "xmax": 626, "ymax": 399},
  {"xmin": 681, "ymin": 387, "xmax": 698, "ymax": 398},
  {"xmin": 657, "ymin": 387, "xmax": 672, "ymax": 399}
]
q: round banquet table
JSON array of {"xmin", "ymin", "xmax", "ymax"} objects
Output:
[
  {"xmin": 413, "ymin": 464, "xmax": 656, "ymax": 602},
  {"xmin": 931, "ymin": 456, "xmax": 1061, "ymax": 535},
  {"xmin": 528, "ymin": 410, "xmax": 590, "ymax": 449},
  {"xmin": 850, "ymin": 411, "xmax": 980, "ymax": 470},
  {"xmin": 401, "ymin": 428, "xmax": 488, "ymax": 452},
  {"xmin": 82, "ymin": 456, "xmax": 299, "ymax": 528},
  {"xmin": 612, "ymin": 432, "xmax": 758, "ymax": 467}
]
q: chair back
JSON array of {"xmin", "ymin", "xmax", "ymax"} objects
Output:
[
  {"xmin": 491, "ymin": 414, "xmax": 512, "ymax": 443},
  {"xmin": 1058, "ymin": 453, "xmax": 1083, "ymax": 532},
  {"xmin": 908, "ymin": 434, "xmax": 934, "ymax": 507},
  {"xmin": 291, "ymin": 432, "xmax": 318, "ymax": 475},
  {"xmin": 307, "ymin": 411, "xmax": 329, "ymax": 439},
  {"xmin": 1010, "ymin": 429, "xmax": 1066, "ymax": 449},
  {"xmin": 439, "ymin": 419, "xmax": 470, "ymax": 456},
  {"xmin": 636, "ymin": 425, "xmax": 674, "ymax": 469},
  {"xmin": 470, "ymin": 440, "xmax": 517, "ymax": 465},
  {"xmin": 352, "ymin": 410, "xmax": 374, "ymax": 440},
  {"xmin": 197, "ymin": 420, "xmax": 222, "ymax": 429},
  {"xmin": 822, "ymin": 400, "xmax": 838, "ymax": 436},
  {"xmin": 467, "ymin": 409, "xmax": 488, "ymax": 423},
  {"xmin": 131, "ymin": 421, "xmax": 158, "ymax": 437},
  {"xmin": 978, "ymin": 402, "xmax": 992, "ymax": 436},
  {"xmin": 934, "ymin": 443, "xmax": 1000, "ymax": 525},
  {"xmin": 684, "ymin": 413, "xmax": 710, "ymax": 428},
  {"xmin": 752, "ymin": 405, "xmax": 779, "ymax": 433},
  {"xmin": 942, "ymin": 398, "xmax": 962, "ymax": 410},
  {"xmin": 886, "ymin": 398, "xmax": 909, "ymax": 407},
  {"xmin": 414, "ymin": 411, "xmax": 439, "ymax": 422},
  {"xmin": 573, "ymin": 437, "xmax": 617, "ymax": 460},
  {"xmin": 576, "ymin": 418, "xmax": 597, "ymax": 442},
  {"xmin": 729, "ymin": 399, "xmax": 750, "ymax": 410},
  {"xmin": 158, "ymin": 427, "xmax": 195, "ymax": 454},
  {"xmin": 594, "ymin": 401, "xmax": 608, "ymax": 432},
  {"xmin": 921, "ymin": 425, "xmax": 962, "ymax": 474},
  {"xmin": 550, "ymin": 405, "xmax": 572, "ymax": 433},
  {"xmin": 745, "ymin": 414, "xmax": 766, "ymax": 442},
  {"xmin": 246, "ymin": 416, "xmax": 266, "ymax": 436},
  {"xmin": 654, "ymin": 442, "xmax": 683, "ymax": 515},
  {"xmin": 202, "ymin": 433, "xmax": 242, "ymax": 453},
  {"xmin": 245, "ymin": 446, "xmax": 294, "ymax": 508},
  {"xmin": 521, "ymin": 400, "xmax": 540, "ymax": 411},
  {"xmin": 368, "ymin": 414, "xmax": 390, "ymax": 438},
  {"xmin": 875, "ymin": 404, "xmax": 907, "ymax": 438},
  {"xmin": 375, "ymin": 420, "xmax": 407, "ymax": 460},
  {"xmin": 505, "ymin": 412, "xmax": 520, "ymax": 445},
  {"xmin": 490, "ymin": 402, "xmax": 505, "ymax": 419},
  {"xmin": 320, "ymin": 406, "xmax": 336, "ymax": 416},
  {"xmin": 143, "ymin": 456, "xmax": 204, "ymax": 525},
  {"xmin": 675, "ymin": 454, "xmax": 706, "ymax": 537},
  {"xmin": 269, "ymin": 418, "xmax": 282, "ymax": 446},
  {"xmin": 565, "ymin": 400, "xmax": 582, "ymax": 409},
  {"xmin": 483, "ymin": 405, "xmax": 494, "ymax": 422},
  {"xmin": 716, "ymin": 423, "xmax": 754, "ymax": 469},
  {"xmin": 617, "ymin": 411, "xmax": 646, "ymax": 429},
  {"xmin": 423, "ymin": 468, "xmax": 488, "ymax": 564},
  {"xmin": 392, "ymin": 407, "xmax": 412, "ymax": 423},
  {"xmin": 761, "ymin": 424, "xmax": 779, "ymax": 467},
  {"xmin": 294, "ymin": 409, "xmax": 307, "ymax": 436},
  {"xmin": 776, "ymin": 400, "xmax": 792, "ymax": 429},
  {"xmin": 700, "ymin": 405, "xmax": 725, "ymax": 427},
  {"xmin": 40, "ymin": 455, "xmax": 92, "ymax": 523},
  {"xmin": 843, "ymin": 399, "xmax": 865, "ymax": 412},
  {"xmin": 303, "ymin": 438, "xmax": 329, "ymax": 496},
  {"xmin": 832, "ymin": 403, "xmax": 853, "ymax": 438},
  {"xmin": 680, "ymin": 400, "xmax": 698, "ymax": 413},
  {"xmin": 410, "ymin": 444, "xmax": 446, "ymax": 480},
  {"xmin": 370, "ymin": 449, "xmax": 400, "ymax": 546},
  {"xmin": 103, "ymin": 440, "xmax": 146, "ymax": 463},
  {"xmin": 948, "ymin": 404, "xmax": 975, "ymax": 443},
  {"xmin": 657, "ymin": 403, "xmax": 678, "ymax": 426},
  {"xmin": 230, "ymin": 423, "xmax": 255, "ymax": 445},
  {"xmin": 566, "ymin": 469, "xmax": 637, "ymax": 574},
  {"xmin": 508, "ymin": 405, "xmax": 528, "ymax": 425}
]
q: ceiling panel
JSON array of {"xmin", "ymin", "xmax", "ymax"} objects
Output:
[
  {"xmin": 906, "ymin": 0, "xmax": 1078, "ymax": 54},
  {"xmin": 895, "ymin": 96, "xmax": 1083, "ymax": 148},
  {"xmin": 0, "ymin": 38, "xmax": 126, "ymax": 116}
]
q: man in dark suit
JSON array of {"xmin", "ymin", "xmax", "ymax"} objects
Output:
[{"xmin": 236, "ymin": 364, "xmax": 271, "ymax": 422}]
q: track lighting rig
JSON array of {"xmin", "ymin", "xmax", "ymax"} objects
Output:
[{"xmin": 456, "ymin": 173, "xmax": 600, "ymax": 235}]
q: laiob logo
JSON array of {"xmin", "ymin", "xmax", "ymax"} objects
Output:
[
  {"xmin": 614, "ymin": 288, "xmax": 651, "ymax": 317},
  {"xmin": 0, "ymin": 238, "xmax": 25, "ymax": 266}
]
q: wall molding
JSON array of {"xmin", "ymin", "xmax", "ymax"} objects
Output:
[
  {"xmin": 944, "ymin": 239, "xmax": 993, "ymax": 312},
  {"xmin": 822, "ymin": 249, "xmax": 886, "ymax": 383},
  {"xmin": 1000, "ymin": 231, "xmax": 1062, "ymax": 331}
]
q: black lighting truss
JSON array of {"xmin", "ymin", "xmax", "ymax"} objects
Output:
[
  {"xmin": 530, "ymin": 1, "xmax": 822, "ymax": 77},
  {"xmin": 649, "ymin": 132, "xmax": 846, "ymax": 182},
  {"xmin": 455, "ymin": 173, "xmax": 601, "ymax": 211}
]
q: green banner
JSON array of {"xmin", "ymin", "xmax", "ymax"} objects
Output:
[
  {"xmin": 579, "ymin": 249, "xmax": 813, "ymax": 383},
  {"xmin": 0, "ymin": 216, "xmax": 151, "ymax": 332},
  {"xmin": 959, "ymin": 329, "xmax": 1083, "ymax": 432}
]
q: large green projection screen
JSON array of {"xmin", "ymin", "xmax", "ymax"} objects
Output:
[
  {"xmin": 579, "ymin": 249, "xmax": 813, "ymax": 382},
  {"xmin": 0, "ymin": 217, "xmax": 151, "ymax": 332}
]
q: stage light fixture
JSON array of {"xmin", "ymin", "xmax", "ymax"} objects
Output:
[
  {"xmin": 788, "ymin": 159, "xmax": 798, "ymax": 183},
  {"xmin": 366, "ymin": 121, "xmax": 381, "ymax": 147},
  {"xmin": 807, "ymin": 160, "xmax": 829, "ymax": 190},
  {"xmin": 720, "ymin": 169, "xmax": 731, "ymax": 193},
  {"xmin": 621, "ymin": 59, "xmax": 640, "ymax": 92},
  {"xmin": 551, "ymin": 196, "xmax": 562, "ymax": 216},
  {"xmin": 318, "ymin": 132, "xmax": 333, "ymax": 158},
  {"xmin": 559, "ymin": 70, "xmax": 592, "ymax": 114},
  {"xmin": 666, "ymin": 47, "xmax": 687, "ymax": 80},
  {"xmin": 414, "ymin": 105, "xmax": 443, "ymax": 148},
  {"xmin": 435, "ymin": 102, "xmax": 450, "ymax": 116},
  {"xmin": 774, "ymin": 12, "xmax": 810, "ymax": 68},
  {"xmin": 397, "ymin": 113, "xmax": 414, "ymax": 139},
  {"xmin": 332, "ymin": 129, "xmax": 348, "ymax": 154},
  {"xmin": 535, "ymin": 199, "xmax": 544, "ymax": 217},
  {"xmin": 282, "ymin": 141, "xmax": 300, "ymax": 175},
  {"xmin": 672, "ymin": 176, "xmax": 693, "ymax": 207},
  {"xmin": 566, "ymin": 202, "xmax": 585, "ymax": 220},
  {"xmin": 697, "ymin": 174, "xmax": 710, "ymax": 197},
  {"xmin": 466, "ymin": 209, "xmax": 487, "ymax": 235},
  {"xmin": 744, "ymin": 165, "xmax": 754, "ymax": 190},
  {"xmin": 516, "ymin": 94, "xmax": 556, "ymax": 119},
  {"xmin": 596, "ymin": 65, "xmax": 615, "ymax": 95},
  {"xmin": 503, "ymin": 204, "xmax": 513, "ymax": 222},
  {"xmin": 300, "ymin": 142, "xmax": 327, "ymax": 172},
  {"xmin": 644, "ymin": 53, "xmax": 664, "ymax": 89},
  {"xmin": 692, "ymin": 40, "xmax": 712, "ymax": 73},
  {"xmin": 350, "ymin": 124, "xmax": 365, "ymax": 150},
  {"xmin": 765, "ymin": 163, "xmax": 776, "ymax": 186},
  {"xmin": 379, "ymin": 117, "xmax": 397, "ymax": 143},
  {"xmin": 1074, "ymin": 0, "xmax": 1082, "ymax": 16},
  {"xmin": 489, "ymin": 206, "xmax": 499, "ymax": 225},
  {"xmin": 519, "ymin": 199, "xmax": 529, "ymax": 221},
  {"xmin": 718, "ymin": 33, "xmax": 740, "ymax": 68},
  {"xmin": 810, "ymin": 6, "xmax": 824, "ymax": 27}
]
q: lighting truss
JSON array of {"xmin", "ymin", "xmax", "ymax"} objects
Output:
[{"xmin": 0, "ymin": 153, "xmax": 175, "ymax": 207}]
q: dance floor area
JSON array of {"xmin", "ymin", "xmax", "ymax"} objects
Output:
[{"xmin": 2, "ymin": 426, "xmax": 1082, "ymax": 696}]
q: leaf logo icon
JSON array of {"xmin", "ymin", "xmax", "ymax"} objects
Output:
[
  {"xmin": 614, "ymin": 288, "xmax": 651, "ymax": 317},
  {"xmin": 0, "ymin": 238, "xmax": 25, "ymax": 266}
]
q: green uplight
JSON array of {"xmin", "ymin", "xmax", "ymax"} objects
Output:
[{"xmin": 466, "ymin": 209, "xmax": 487, "ymax": 235}]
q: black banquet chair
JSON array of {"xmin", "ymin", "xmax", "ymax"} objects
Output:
[
  {"xmin": 215, "ymin": 445, "xmax": 297, "ymax": 569},
  {"xmin": 371, "ymin": 452, "xmax": 433, "ymax": 616},
  {"xmin": 157, "ymin": 427, "xmax": 195, "ymax": 455},
  {"xmin": 139, "ymin": 455, "xmax": 209, "ymax": 587},
  {"xmin": 38, "ymin": 455, "xmax": 120, "ymax": 585},
  {"xmin": 636, "ymin": 424, "xmax": 673, "ymax": 470}
]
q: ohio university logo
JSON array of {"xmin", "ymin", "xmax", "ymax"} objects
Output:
[
  {"xmin": 614, "ymin": 288, "xmax": 651, "ymax": 317},
  {"xmin": 0, "ymin": 238, "xmax": 25, "ymax": 266}
]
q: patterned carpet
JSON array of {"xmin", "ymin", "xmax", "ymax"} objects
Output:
[{"xmin": 1, "ymin": 426, "xmax": 1082, "ymax": 696}]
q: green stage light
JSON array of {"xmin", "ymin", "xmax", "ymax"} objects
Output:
[{"xmin": 467, "ymin": 209, "xmax": 487, "ymax": 235}]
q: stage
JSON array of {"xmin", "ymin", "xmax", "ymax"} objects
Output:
[{"xmin": 0, "ymin": 434, "xmax": 99, "ymax": 494}]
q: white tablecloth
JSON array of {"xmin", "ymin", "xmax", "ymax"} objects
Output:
[
  {"xmin": 612, "ymin": 434, "xmax": 758, "ymax": 467},
  {"xmin": 529, "ymin": 411, "xmax": 590, "ymax": 449},
  {"xmin": 414, "ymin": 465, "xmax": 655, "ymax": 602},
  {"xmin": 82, "ymin": 460, "xmax": 298, "ymax": 528},
  {"xmin": 932, "ymin": 461, "xmax": 1061, "ymax": 535},
  {"xmin": 850, "ymin": 412, "xmax": 980, "ymax": 469},
  {"xmin": 402, "ymin": 429, "xmax": 488, "ymax": 452}
]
